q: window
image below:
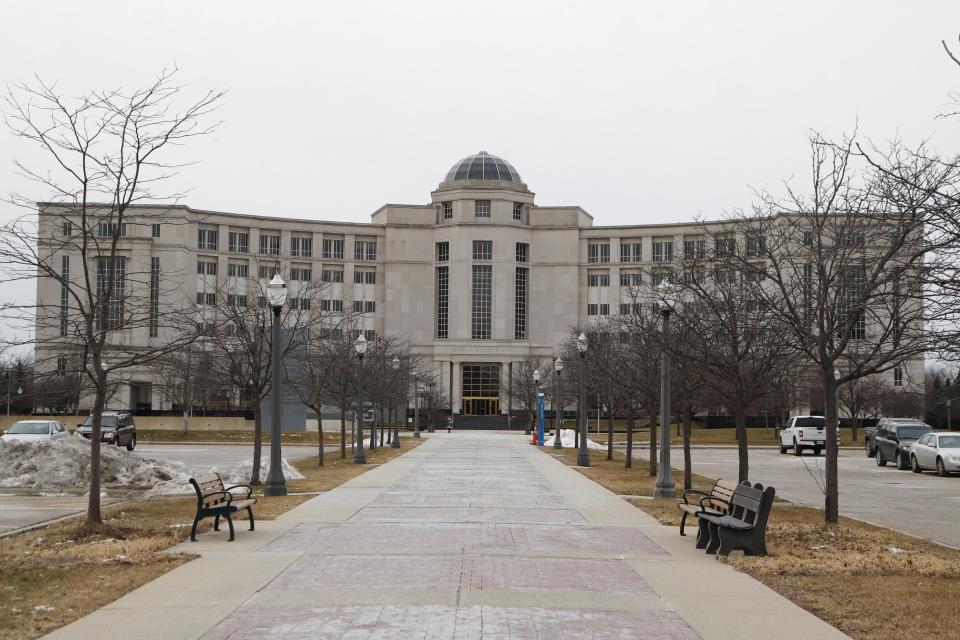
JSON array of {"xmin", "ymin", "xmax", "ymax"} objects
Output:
[
  {"xmin": 321, "ymin": 298, "xmax": 343, "ymax": 312},
  {"xmin": 259, "ymin": 233, "xmax": 280, "ymax": 255},
  {"xmin": 620, "ymin": 240, "xmax": 642, "ymax": 262},
  {"xmin": 355, "ymin": 239, "xmax": 376, "ymax": 261},
  {"xmin": 715, "ymin": 237, "xmax": 735, "ymax": 257},
  {"xmin": 587, "ymin": 272, "xmax": 610, "ymax": 287},
  {"xmin": 196, "ymin": 292, "xmax": 216, "ymax": 306},
  {"xmin": 652, "ymin": 239, "xmax": 673, "ymax": 262},
  {"xmin": 746, "ymin": 234, "xmax": 764, "ymax": 257},
  {"xmin": 290, "ymin": 266, "xmax": 312, "ymax": 281},
  {"xmin": 151, "ymin": 223, "xmax": 161, "ymax": 238},
  {"xmin": 515, "ymin": 267, "xmax": 528, "ymax": 340},
  {"xmin": 352, "ymin": 300, "xmax": 376, "ymax": 313},
  {"xmin": 515, "ymin": 242, "xmax": 528, "ymax": 263},
  {"xmin": 683, "ymin": 269, "xmax": 705, "ymax": 285},
  {"xmin": 322, "ymin": 238, "xmax": 344, "ymax": 259},
  {"xmin": 436, "ymin": 266, "xmax": 449, "ymax": 339},
  {"xmin": 588, "ymin": 242, "xmax": 610, "ymax": 264},
  {"xmin": 442, "ymin": 201, "xmax": 453, "ymax": 219},
  {"xmin": 802, "ymin": 231, "xmax": 814, "ymax": 247},
  {"xmin": 587, "ymin": 303, "xmax": 610, "ymax": 316},
  {"xmin": 95, "ymin": 256, "xmax": 125, "ymax": 330},
  {"xmin": 97, "ymin": 222, "xmax": 128, "ymax": 237},
  {"xmin": 197, "ymin": 260, "xmax": 217, "ymax": 275},
  {"xmin": 60, "ymin": 256, "xmax": 69, "ymax": 337},
  {"xmin": 474, "ymin": 199, "xmax": 491, "ymax": 218},
  {"xmin": 684, "ymin": 239, "xmax": 706, "ymax": 260},
  {"xmin": 290, "ymin": 236, "xmax": 313, "ymax": 257},
  {"xmin": 228, "ymin": 262, "xmax": 249, "ymax": 278},
  {"xmin": 651, "ymin": 268, "xmax": 672, "ymax": 285},
  {"xmin": 620, "ymin": 303, "xmax": 642, "ymax": 315},
  {"xmin": 620, "ymin": 272, "xmax": 642, "ymax": 287},
  {"xmin": 62, "ymin": 221, "xmax": 72, "ymax": 236},
  {"xmin": 836, "ymin": 231, "xmax": 865, "ymax": 249},
  {"xmin": 227, "ymin": 294, "xmax": 248, "ymax": 308},
  {"xmin": 354, "ymin": 269, "xmax": 376, "ymax": 284},
  {"xmin": 289, "ymin": 298, "xmax": 311, "ymax": 311},
  {"xmin": 473, "ymin": 240, "xmax": 493, "ymax": 260},
  {"xmin": 197, "ymin": 227, "xmax": 217, "ymax": 249},
  {"xmin": 472, "ymin": 265, "xmax": 492, "ymax": 339},
  {"xmin": 258, "ymin": 265, "xmax": 277, "ymax": 280},
  {"xmin": 714, "ymin": 267, "xmax": 737, "ymax": 284},
  {"xmin": 228, "ymin": 232, "xmax": 249, "ymax": 253},
  {"xmin": 436, "ymin": 241, "xmax": 449, "ymax": 262},
  {"xmin": 513, "ymin": 202, "xmax": 523, "ymax": 221},
  {"xmin": 894, "ymin": 367, "xmax": 904, "ymax": 387},
  {"xmin": 321, "ymin": 269, "xmax": 344, "ymax": 283}
]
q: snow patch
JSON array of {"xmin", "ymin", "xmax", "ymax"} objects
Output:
[{"xmin": 546, "ymin": 429, "xmax": 606, "ymax": 450}]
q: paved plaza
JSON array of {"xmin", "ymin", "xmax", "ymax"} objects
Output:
[{"xmin": 47, "ymin": 433, "xmax": 848, "ymax": 639}]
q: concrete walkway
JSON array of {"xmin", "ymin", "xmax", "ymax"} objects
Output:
[{"xmin": 47, "ymin": 432, "xmax": 848, "ymax": 639}]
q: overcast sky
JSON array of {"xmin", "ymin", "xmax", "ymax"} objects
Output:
[{"xmin": 1, "ymin": 1, "xmax": 960, "ymax": 347}]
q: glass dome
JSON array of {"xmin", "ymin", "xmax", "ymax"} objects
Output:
[{"xmin": 444, "ymin": 151, "xmax": 524, "ymax": 185}]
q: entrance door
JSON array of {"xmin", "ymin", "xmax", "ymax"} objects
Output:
[{"xmin": 462, "ymin": 364, "xmax": 500, "ymax": 416}]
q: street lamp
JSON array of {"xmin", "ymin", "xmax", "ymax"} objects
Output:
[
  {"xmin": 413, "ymin": 375, "xmax": 421, "ymax": 438},
  {"xmin": 576, "ymin": 332, "xmax": 590, "ymax": 467},
  {"xmin": 264, "ymin": 274, "xmax": 288, "ymax": 497},
  {"xmin": 391, "ymin": 356, "xmax": 401, "ymax": 448},
  {"xmin": 531, "ymin": 368, "xmax": 541, "ymax": 445},
  {"xmin": 353, "ymin": 334, "xmax": 368, "ymax": 464},
  {"xmin": 654, "ymin": 280, "xmax": 679, "ymax": 499},
  {"xmin": 552, "ymin": 356, "xmax": 564, "ymax": 449}
]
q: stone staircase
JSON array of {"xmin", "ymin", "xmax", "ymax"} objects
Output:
[{"xmin": 450, "ymin": 414, "xmax": 511, "ymax": 430}]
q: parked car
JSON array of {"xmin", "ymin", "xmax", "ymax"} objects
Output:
[
  {"xmin": 1, "ymin": 419, "xmax": 70, "ymax": 443},
  {"xmin": 863, "ymin": 424, "xmax": 879, "ymax": 457},
  {"xmin": 778, "ymin": 416, "xmax": 838, "ymax": 456},
  {"xmin": 76, "ymin": 411, "xmax": 137, "ymax": 451},
  {"xmin": 874, "ymin": 419, "xmax": 933, "ymax": 470},
  {"xmin": 909, "ymin": 432, "xmax": 960, "ymax": 477}
]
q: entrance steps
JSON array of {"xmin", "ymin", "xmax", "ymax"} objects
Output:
[{"xmin": 451, "ymin": 414, "xmax": 511, "ymax": 430}]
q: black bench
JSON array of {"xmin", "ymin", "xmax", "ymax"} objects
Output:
[
  {"xmin": 189, "ymin": 473, "xmax": 257, "ymax": 542},
  {"xmin": 695, "ymin": 482, "xmax": 775, "ymax": 556},
  {"xmin": 676, "ymin": 478, "xmax": 742, "ymax": 536}
]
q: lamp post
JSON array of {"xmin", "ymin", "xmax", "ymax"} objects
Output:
[
  {"xmin": 391, "ymin": 356, "xmax": 401, "ymax": 448},
  {"xmin": 531, "ymin": 369, "xmax": 541, "ymax": 445},
  {"xmin": 413, "ymin": 375, "xmax": 421, "ymax": 438},
  {"xmin": 264, "ymin": 274, "xmax": 288, "ymax": 497},
  {"xmin": 576, "ymin": 333, "xmax": 590, "ymax": 467},
  {"xmin": 654, "ymin": 280, "xmax": 679, "ymax": 499},
  {"xmin": 552, "ymin": 357, "xmax": 564, "ymax": 449},
  {"xmin": 353, "ymin": 334, "xmax": 368, "ymax": 464}
]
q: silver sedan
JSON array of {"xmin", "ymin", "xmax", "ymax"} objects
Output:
[{"xmin": 910, "ymin": 432, "xmax": 960, "ymax": 476}]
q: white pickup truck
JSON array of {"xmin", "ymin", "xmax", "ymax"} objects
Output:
[{"xmin": 778, "ymin": 416, "xmax": 838, "ymax": 456}]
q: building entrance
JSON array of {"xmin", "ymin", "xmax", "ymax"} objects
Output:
[{"xmin": 462, "ymin": 364, "xmax": 500, "ymax": 416}]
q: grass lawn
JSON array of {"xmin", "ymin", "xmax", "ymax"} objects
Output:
[
  {"xmin": 548, "ymin": 445, "xmax": 960, "ymax": 640},
  {"xmin": 589, "ymin": 424, "xmax": 861, "ymax": 447},
  {"xmin": 136, "ymin": 429, "xmax": 354, "ymax": 444},
  {"xmin": 0, "ymin": 438, "xmax": 419, "ymax": 640}
]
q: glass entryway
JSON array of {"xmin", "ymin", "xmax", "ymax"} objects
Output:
[{"xmin": 462, "ymin": 364, "xmax": 500, "ymax": 416}]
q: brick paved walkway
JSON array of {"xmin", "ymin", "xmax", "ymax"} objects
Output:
[{"xmin": 48, "ymin": 432, "xmax": 849, "ymax": 639}]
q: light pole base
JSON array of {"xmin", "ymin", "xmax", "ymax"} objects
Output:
[
  {"xmin": 553, "ymin": 440, "xmax": 563, "ymax": 450},
  {"xmin": 264, "ymin": 481, "xmax": 287, "ymax": 497},
  {"xmin": 653, "ymin": 485, "xmax": 676, "ymax": 499},
  {"xmin": 576, "ymin": 451, "xmax": 591, "ymax": 467},
  {"xmin": 353, "ymin": 452, "xmax": 366, "ymax": 464},
  {"xmin": 391, "ymin": 433, "xmax": 401, "ymax": 448}
]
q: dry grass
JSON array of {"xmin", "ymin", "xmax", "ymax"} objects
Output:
[
  {"xmin": 594, "ymin": 425, "xmax": 859, "ymax": 446},
  {"xmin": 549, "ymin": 443, "xmax": 960, "ymax": 640},
  {"xmin": 0, "ymin": 437, "xmax": 419, "ymax": 639},
  {"xmin": 136, "ymin": 429, "xmax": 348, "ymax": 444}
]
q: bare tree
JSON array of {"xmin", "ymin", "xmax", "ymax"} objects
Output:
[
  {"xmin": 501, "ymin": 357, "xmax": 546, "ymax": 434},
  {"xmin": 150, "ymin": 345, "xmax": 218, "ymax": 434},
  {"xmin": 321, "ymin": 330, "xmax": 361, "ymax": 458},
  {"xmin": 0, "ymin": 72, "xmax": 222, "ymax": 526}
]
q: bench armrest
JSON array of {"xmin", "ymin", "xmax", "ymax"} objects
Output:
[
  {"xmin": 700, "ymin": 495, "xmax": 730, "ymax": 509},
  {"xmin": 681, "ymin": 489, "xmax": 709, "ymax": 504},
  {"xmin": 224, "ymin": 484, "xmax": 253, "ymax": 499}
]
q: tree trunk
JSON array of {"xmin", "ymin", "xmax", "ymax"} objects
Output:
[
  {"xmin": 574, "ymin": 403, "xmax": 580, "ymax": 448},
  {"xmin": 625, "ymin": 406, "xmax": 633, "ymax": 469},
  {"xmin": 251, "ymin": 405, "xmax": 263, "ymax": 486},
  {"xmin": 823, "ymin": 370, "xmax": 840, "ymax": 524},
  {"xmin": 182, "ymin": 407, "xmax": 189, "ymax": 435},
  {"xmin": 606, "ymin": 412, "xmax": 614, "ymax": 460},
  {"xmin": 682, "ymin": 409, "xmax": 692, "ymax": 491},
  {"xmin": 340, "ymin": 407, "xmax": 347, "ymax": 458},
  {"xmin": 315, "ymin": 405, "xmax": 325, "ymax": 466},
  {"xmin": 851, "ymin": 417, "xmax": 859, "ymax": 443},
  {"xmin": 734, "ymin": 403, "xmax": 748, "ymax": 483},
  {"xmin": 85, "ymin": 382, "xmax": 107, "ymax": 526},
  {"xmin": 649, "ymin": 415, "xmax": 658, "ymax": 477}
]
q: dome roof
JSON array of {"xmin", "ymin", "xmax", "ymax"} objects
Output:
[{"xmin": 444, "ymin": 151, "xmax": 524, "ymax": 185}]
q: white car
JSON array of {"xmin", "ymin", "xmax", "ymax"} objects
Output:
[
  {"xmin": 0, "ymin": 419, "xmax": 70, "ymax": 443},
  {"xmin": 778, "ymin": 416, "xmax": 838, "ymax": 456},
  {"xmin": 909, "ymin": 432, "xmax": 960, "ymax": 477}
]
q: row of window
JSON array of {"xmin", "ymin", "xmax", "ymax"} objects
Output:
[
  {"xmin": 434, "ymin": 241, "xmax": 530, "ymax": 263},
  {"xmin": 196, "ymin": 293, "xmax": 376, "ymax": 314},
  {"xmin": 440, "ymin": 200, "xmax": 525, "ymax": 221},
  {"xmin": 64, "ymin": 222, "xmax": 161, "ymax": 239},
  {"xmin": 586, "ymin": 236, "xmax": 767, "ymax": 264},
  {"xmin": 205, "ymin": 260, "xmax": 376, "ymax": 284},
  {"xmin": 200, "ymin": 230, "xmax": 377, "ymax": 261}
]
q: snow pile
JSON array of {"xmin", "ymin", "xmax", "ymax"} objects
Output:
[
  {"xmin": 547, "ymin": 429, "xmax": 606, "ymax": 450},
  {"xmin": 0, "ymin": 437, "xmax": 192, "ymax": 489},
  {"xmin": 211, "ymin": 458, "xmax": 306, "ymax": 485}
]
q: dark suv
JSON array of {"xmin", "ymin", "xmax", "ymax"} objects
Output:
[
  {"xmin": 76, "ymin": 411, "xmax": 137, "ymax": 451},
  {"xmin": 874, "ymin": 419, "xmax": 932, "ymax": 470}
]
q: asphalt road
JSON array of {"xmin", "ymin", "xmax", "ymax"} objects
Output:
[{"xmin": 637, "ymin": 446, "xmax": 960, "ymax": 548}]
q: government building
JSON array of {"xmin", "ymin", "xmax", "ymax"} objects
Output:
[{"xmin": 35, "ymin": 151, "xmax": 923, "ymax": 422}]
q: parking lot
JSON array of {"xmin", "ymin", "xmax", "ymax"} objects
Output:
[{"xmin": 636, "ymin": 445, "xmax": 960, "ymax": 548}]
